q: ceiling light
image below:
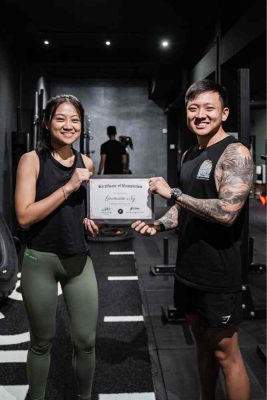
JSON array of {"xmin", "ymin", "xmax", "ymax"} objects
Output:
[
  {"xmin": 105, "ymin": 41, "xmax": 111, "ymax": 46},
  {"xmin": 161, "ymin": 40, "xmax": 170, "ymax": 48},
  {"xmin": 43, "ymin": 40, "xmax": 50, "ymax": 46}
]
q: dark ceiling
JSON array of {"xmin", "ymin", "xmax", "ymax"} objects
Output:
[{"xmin": 1, "ymin": 0, "xmax": 249, "ymax": 79}]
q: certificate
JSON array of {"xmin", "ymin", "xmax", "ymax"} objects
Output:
[{"xmin": 87, "ymin": 176, "xmax": 154, "ymax": 225}]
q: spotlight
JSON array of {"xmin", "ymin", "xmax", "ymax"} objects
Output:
[
  {"xmin": 43, "ymin": 40, "xmax": 50, "ymax": 46},
  {"xmin": 105, "ymin": 41, "xmax": 111, "ymax": 46},
  {"xmin": 161, "ymin": 40, "xmax": 169, "ymax": 48}
]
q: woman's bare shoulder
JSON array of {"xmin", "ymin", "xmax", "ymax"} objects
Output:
[
  {"xmin": 18, "ymin": 150, "xmax": 40, "ymax": 176},
  {"xmin": 20, "ymin": 150, "xmax": 38, "ymax": 162},
  {"xmin": 81, "ymin": 153, "xmax": 94, "ymax": 171}
]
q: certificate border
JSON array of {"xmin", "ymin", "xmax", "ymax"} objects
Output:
[{"xmin": 87, "ymin": 175, "xmax": 154, "ymax": 225}]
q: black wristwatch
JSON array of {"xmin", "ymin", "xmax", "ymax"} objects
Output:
[{"xmin": 170, "ymin": 187, "xmax": 183, "ymax": 201}]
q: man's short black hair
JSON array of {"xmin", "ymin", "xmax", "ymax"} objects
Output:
[
  {"xmin": 107, "ymin": 126, "xmax": 117, "ymax": 137},
  {"xmin": 185, "ymin": 79, "xmax": 229, "ymax": 108}
]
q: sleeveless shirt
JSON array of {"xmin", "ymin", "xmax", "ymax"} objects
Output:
[
  {"xmin": 26, "ymin": 149, "xmax": 89, "ymax": 255},
  {"xmin": 175, "ymin": 135, "xmax": 245, "ymax": 292},
  {"xmin": 100, "ymin": 139, "xmax": 126, "ymax": 174}
]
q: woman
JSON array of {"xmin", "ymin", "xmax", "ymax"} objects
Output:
[{"xmin": 15, "ymin": 94, "xmax": 99, "ymax": 400}]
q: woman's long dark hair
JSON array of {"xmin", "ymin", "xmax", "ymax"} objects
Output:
[{"xmin": 36, "ymin": 94, "xmax": 85, "ymax": 154}]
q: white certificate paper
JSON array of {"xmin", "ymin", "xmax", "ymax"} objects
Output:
[{"xmin": 88, "ymin": 177, "xmax": 154, "ymax": 224}]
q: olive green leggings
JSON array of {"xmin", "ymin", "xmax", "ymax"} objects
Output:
[{"xmin": 21, "ymin": 248, "xmax": 98, "ymax": 400}]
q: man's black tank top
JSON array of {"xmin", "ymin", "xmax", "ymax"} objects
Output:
[
  {"xmin": 26, "ymin": 149, "xmax": 89, "ymax": 255},
  {"xmin": 176, "ymin": 135, "xmax": 246, "ymax": 292}
]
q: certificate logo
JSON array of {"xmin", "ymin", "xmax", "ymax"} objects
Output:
[
  {"xmin": 118, "ymin": 209, "xmax": 123, "ymax": 214},
  {"xmin": 101, "ymin": 207, "xmax": 112, "ymax": 215}
]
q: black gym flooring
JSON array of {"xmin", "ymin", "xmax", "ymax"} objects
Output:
[{"xmin": 0, "ymin": 198, "xmax": 265, "ymax": 399}]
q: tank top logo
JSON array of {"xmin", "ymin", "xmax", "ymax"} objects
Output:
[{"xmin": 196, "ymin": 160, "xmax": 213, "ymax": 180}]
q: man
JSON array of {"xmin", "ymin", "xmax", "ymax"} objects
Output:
[
  {"xmin": 98, "ymin": 126, "xmax": 128, "ymax": 174},
  {"xmin": 132, "ymin": 80, "xmax": 253, "ymax": 400}
]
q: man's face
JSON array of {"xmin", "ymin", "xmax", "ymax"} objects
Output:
[{"xmin": 186, "ymin": 91, "xmax": 229, "ymax": 138}]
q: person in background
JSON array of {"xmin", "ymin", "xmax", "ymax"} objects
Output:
[
  {"xmin": 132, "ymin": 80, "xmax": 253, "ymax": 400},
  {"xmin": 15, "ymin": 94, "xmax": 99, "ymax": 400},
  {"xmin": 118, "ymin": 135, "xmax": 133, "ymax": 174},
  {"xmin": 98, "ymin": 125, "xmax": 128, "ymax": 174}
]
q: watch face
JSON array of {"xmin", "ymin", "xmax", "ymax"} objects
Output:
[{"xmin": 171, "ymin": 188, "xmax": 182, "ymax": 200}]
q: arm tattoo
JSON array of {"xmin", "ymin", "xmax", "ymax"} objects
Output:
[
  {"xmin": 176, "ymin": 143, "xmax": 254, "ymax": 226},
  {"xmin": 156, "ymin": 205, "xmax": 179, "ymax": 230}
]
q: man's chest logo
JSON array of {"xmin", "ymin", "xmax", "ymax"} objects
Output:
[{"xmin": 197, "ymin": 160, "xmax": 213, "ymax": 180}]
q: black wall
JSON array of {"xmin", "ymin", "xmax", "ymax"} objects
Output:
[{"xmin": 0, "ymin": 38, "xmax": 19, "ymax": 229}]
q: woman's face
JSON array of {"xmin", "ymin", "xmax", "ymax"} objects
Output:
[{"xmin": 48, "ymin": 101, "xmax": 82, "ymax": 147}]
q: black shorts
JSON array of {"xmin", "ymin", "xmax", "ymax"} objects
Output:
[{"xmin": 174, "ymin": 278, "xmax": 243, "ymax": 331}]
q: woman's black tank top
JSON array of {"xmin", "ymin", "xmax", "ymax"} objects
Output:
[
  {"xmin": 176, "ymin": 135, "xmax": 246, "ymax": 292},
  {"xmin": 26, "ymin": 149, "xmax": 89, "ymax": 255}
]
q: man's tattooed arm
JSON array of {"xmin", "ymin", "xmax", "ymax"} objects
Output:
[
  {"xmin": 155, "ymin": 204, "xmax": 180, "ymax": 231},
  {"xmin": 175, "ymin": 143, "xmax": 254, "ymax": 226}
]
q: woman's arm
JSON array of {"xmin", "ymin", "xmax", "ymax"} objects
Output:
[
  {"xmin": 81, "ymin": 153, "xmax": 94, "ymax": 173},
  {"xmin": 81, "ymin": 154, "xmax": 100, "ymax": 236},
  {"xmin": 15, "ymin": 152, "xmax": 91, "ymax": 229},
  {"xmin": 15, "ymin": 152, "xmax": 65, "ymax": 229}
]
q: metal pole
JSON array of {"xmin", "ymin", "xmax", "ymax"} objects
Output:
[
  {"xmin": 237, "ymin": 68, "xmax": 250, "ymax": 284},
  {"xmin": 33, "ymin": 91, "xmax": 39, "ymax": 149},
  {"xmin": 81, "ymin": 115, "xmax": 91, "ymax": 156}
]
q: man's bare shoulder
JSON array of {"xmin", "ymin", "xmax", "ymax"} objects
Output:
[
  {"xmin": 223, "ymin": 141, "xmax": 251, "ymax": 158},
  {"xmin": 215, "ymin": 141, "xmax": 253, "ymax": 190},
  {"xmin": 217, "ymin": 142, "xmax": 252, "ymax": 169}
]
